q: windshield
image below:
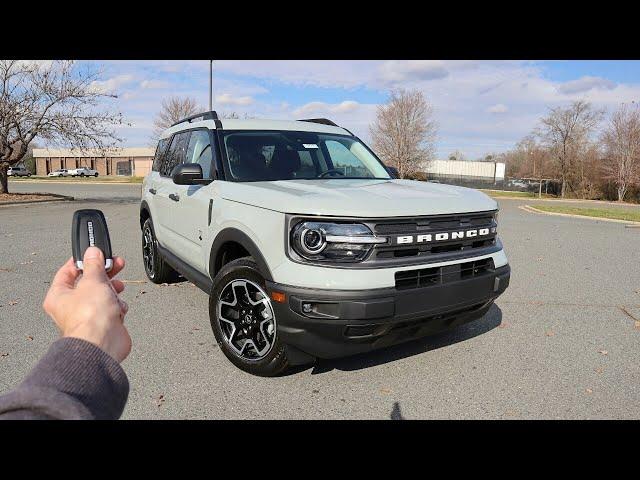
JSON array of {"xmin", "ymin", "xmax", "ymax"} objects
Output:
[{"xmin": 221, "ymin": 131, "xmax": 390, "ymax": 182}]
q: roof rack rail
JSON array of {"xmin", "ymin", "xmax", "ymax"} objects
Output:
[
  {"xmin": 297, "ymin": 118, "xmax": 339, "ymax": 127},
  {"xmin": 171, "ymin": 111, "xmax": 219, "ymax": 127}
]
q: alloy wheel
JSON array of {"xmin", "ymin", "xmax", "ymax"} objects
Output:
[
  {"xmin": 217, "ymin": 279, "xmax": 276, "ymax": 360},
  {"xmin": 142, "ymin": 226, "xmax": 155, "ymax": 278}
]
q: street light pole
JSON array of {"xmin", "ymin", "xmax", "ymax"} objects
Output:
[{"xmin": 209, "ymin": 60, "xmax": 213, "ymax": 111}]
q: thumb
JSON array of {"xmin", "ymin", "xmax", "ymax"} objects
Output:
[{"xmin": 82, "ymin": 246, "xmax": 108, "ymax": 282}]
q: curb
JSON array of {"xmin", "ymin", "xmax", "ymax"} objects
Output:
[
  {"xmin": 520, "ymin": 204, "xmax": 640, "ymax": 226},
  {"xmin": 494, "ymin": 194, "xmax": 640, "ymax": 208},
  {"xmin": 0, "ymin": 193, "xmax": 75, "ymax": 206}
]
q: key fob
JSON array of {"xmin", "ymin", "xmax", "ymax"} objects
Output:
[{"xmin": 72, "ymin": 209, "xmax": 113, "ymax": 272}]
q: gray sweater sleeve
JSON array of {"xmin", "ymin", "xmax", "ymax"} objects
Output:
[{"xmin": 0, "ymin": 337, "xmax": 129, "ymax": 420}]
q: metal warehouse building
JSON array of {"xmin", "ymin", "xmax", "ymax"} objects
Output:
[
  {"xmin": 423, "ymin": 160, "xmax": 506, "ymax": 186},
  {"xmin": 33, "ymin": 147, "xmax": 155, "ymax": 177}
]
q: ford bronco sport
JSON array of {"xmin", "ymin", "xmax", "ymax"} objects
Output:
[{"xmin": 140, "ymin": 111, "xmax": 510, "ymax": 376}]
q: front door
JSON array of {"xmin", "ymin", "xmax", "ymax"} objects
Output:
[{"xmin": 170, "ymin": 129, "xmax": 218, "ymax": 271}]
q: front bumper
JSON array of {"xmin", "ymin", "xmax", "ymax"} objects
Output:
[{"xmin": 265, "ymin": 264, "xmax": 510, "ymax": 362}]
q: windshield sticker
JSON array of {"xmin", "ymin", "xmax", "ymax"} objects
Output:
[{"xmin": 302, "ymin": 143, "xmax": 319, "ymax": 149}]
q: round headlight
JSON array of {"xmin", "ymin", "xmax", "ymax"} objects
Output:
[{"xmin": 299, "ymin": 228, "xmax": 326, "ymax": 254}]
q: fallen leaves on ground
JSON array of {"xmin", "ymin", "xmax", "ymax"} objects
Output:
[
  {"xmin": 585, "ymin": 388, "xmax": 593, "ymax": 394},
  {"xmin": 635, "ymin": 321, "xmax": 640, "ymax": 330},
  {"xmin": 26, "ymin": 335, "xmax": 33, "ymax": 341},
  {"xmin": 1, "ymin": 352, "xmax": 9, "ymax": 357},
  {"xmin": 545, "ymin": 330, "xmax": 555, "ymax": 337},
  {"xmin": 598, "ymin": 349, "xmax": 608, "ymax": 356},
  {"xmin": 380, "ymin": 387, "xmax": 392, "ymax": 395},
  {"xmin": 0, "ymin": 267, "xmax": 12, "ymax": 272},
  {"xmin": 594, "ymin": 367, "xmax": 604, "ymax": 374},
  {"xmin": 8, "ymin": 300, "xmax": 18, "ymax": 306},
  {"xmin": 156, "ymin": 395, "xmax": 165, "ymax": 408},
  {"xmin": 30, "ymin": 252, "xmax": 37, "ymax": 256}
]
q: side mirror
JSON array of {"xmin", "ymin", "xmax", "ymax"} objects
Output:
[
  {"xmin": 172, "ymin": 163, "xmax": 209, "ymax": 185},
  {"xmin": 386, "ymin": 165, "xmax": 399, "ymax": 179}
]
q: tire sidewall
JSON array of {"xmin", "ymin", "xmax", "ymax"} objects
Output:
[
  {"xmin": 142, "ymin": 218, "xmax": 159, "ymax": 281},
  {"xmin": 209, "ymin": 258, "xmax": 288, "ymax": 376}
]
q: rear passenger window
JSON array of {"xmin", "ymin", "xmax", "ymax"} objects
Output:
[
  {"xmin": 161, "ymin": 132, "xmax": 190, "ymax": 177},
  {"xmin": 185, "ymin": 130, "xmax": 214, "ymax": 179},
  {"xmin": 153, "ymin": 138, "xmax": 170, "ymax": 172}
]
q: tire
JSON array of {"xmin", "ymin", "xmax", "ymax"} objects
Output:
[
  {"xmin": 141, "ymin": 218, "xmax": 178, "ymax": 284},
  {"xmin": 209, "ymin": 258, "xmax": 290, "ymax": 377},
  {"xmin": 94, "ymin": 173, "xmax": 98, "ymax": 177}
]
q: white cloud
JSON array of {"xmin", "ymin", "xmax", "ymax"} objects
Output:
[
  {"xmin": 90, "ymin": 74, "xmax": 135, "ymax": 93},
  {"xmin": 487, "ymin": 103, "xmax": 508, "ymax": 114},
  {"xmin": 378, "ymin": 60, "xmax": 449, "ymax": 85},
  {"xmin": 557, "ymin": 76, "xmax": 616, "ymax": 95},
  {"xmin": 292, "ymin": 100, "xmax": 362, "ymax": 117},
  {"xmin": 215, "ymin": 93, "xmax": 254, "ymax": 106},
  {"xmin": 139, "ymin": 79, "xmax": 170, "ymax": 89}
]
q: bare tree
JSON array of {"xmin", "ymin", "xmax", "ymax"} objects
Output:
[
  {"xmin": 448, "ymin": 150, "xmax": 466, "ymax": 161},
  {"xmin": 0, "ymin": 60, "xmax": 124, "ymax": 193},
  {"xmin": 151, "ymin": 96, "xmax": 200, "ymax": 141},
  {"xmin": 536, "ymin": 100, "xmax": 603, "ymax": 197},
  {"xmin": 601, "ymin": 103, "xmax": 640, "ymax": 201},
  {"xmin": 370, "ymin": 88, "xmax": 437, "ymax": 179}
]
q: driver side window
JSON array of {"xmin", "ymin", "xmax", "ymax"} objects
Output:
[{"xmin": 185, "ymin": 130, "xmax": 214, "ymax": 179}]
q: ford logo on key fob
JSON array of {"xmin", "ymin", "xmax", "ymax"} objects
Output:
[{"xmin": 72, "ymin": 209, "xmax": 113, "ymax": 272}]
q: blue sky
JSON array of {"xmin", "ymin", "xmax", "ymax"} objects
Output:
[{"xmin": 84, "ymin": 60, "xmax": 640, "ymax": 159}]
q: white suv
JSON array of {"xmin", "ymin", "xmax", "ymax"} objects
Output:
[
  {"xmin": 69, "ymin": 167, "xmax": 99, "ymax": 177},
  {"xmin": 140, "ymin": 112, "xmax": 510, "ymax": 376}
]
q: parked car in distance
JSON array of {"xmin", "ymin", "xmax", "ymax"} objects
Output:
[
  {"xmin": 69, "ymin": 167, "xmax": 99, "ymax": 177},
  {"xmin": 7, "ymin": 166, "xmax": 31, "ymax": 177},
  {"xmin": 48, "ymin": 169, "xmax": 70, "ymax": 177}
]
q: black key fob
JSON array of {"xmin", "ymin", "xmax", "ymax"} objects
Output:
[{"xmin": 72, "ymin": 209, "xmax": 113, "ymax": 272}]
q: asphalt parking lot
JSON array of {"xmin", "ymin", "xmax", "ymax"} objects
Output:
[{"xmin": 2, "ymin": 181, "xmax": 640, "ymax": 419}]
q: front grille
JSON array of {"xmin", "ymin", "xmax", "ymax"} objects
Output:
[
  {"xmin": 395, "ymin": 258, "xmax": 495, "ymax": 290},
  {"xmin": 369, "ymin": 211, "xmax": 497, "ymax": 263}
]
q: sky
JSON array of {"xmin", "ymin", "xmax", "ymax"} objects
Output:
[{"xmin": 84, "ymin": 60, "xmax": 640, "ymax": 159}]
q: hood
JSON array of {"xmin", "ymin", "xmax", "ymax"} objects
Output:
[{"xmin": 219, "ymin": 179, "xmax": 497, "ymax": 217}]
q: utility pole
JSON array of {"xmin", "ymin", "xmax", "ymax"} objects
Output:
[{"xmin": 209, "ymin": 60, "xmax": 213, "ymax": 111}]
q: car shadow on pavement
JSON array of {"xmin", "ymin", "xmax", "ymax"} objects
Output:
[{"xmin": 309, "ymin": 304, "xmax": 503, "ymax": 375}]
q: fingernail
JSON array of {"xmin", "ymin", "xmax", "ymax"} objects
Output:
[{"xmin": 84, "ymin": 246, "xmax": 102, "ymax": 259}]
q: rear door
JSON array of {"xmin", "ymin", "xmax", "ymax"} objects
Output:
[
  {"xmin": 154, "ymin": 131, "xmax": 190, "ymax": 253},
  {"xmin": 145, "ymin": 136, "xmax": 171, "ymax": 236}
]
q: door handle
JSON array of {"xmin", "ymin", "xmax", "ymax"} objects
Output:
[
  {"xmin": 149, "ymin": 188, "xmax": 157, "ymax": 195},
  {"xmin": 169, "ymin": 193, "xmax": 180, "ymax": 202}
]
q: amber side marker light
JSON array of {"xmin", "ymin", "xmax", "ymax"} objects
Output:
[{"xmin": 271, "ymin": 291, "xmax": 286, "ymax": 303}]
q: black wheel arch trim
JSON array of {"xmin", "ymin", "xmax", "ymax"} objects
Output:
[{"xmin": 210, "ymin": 228, "xmax": 273, "ymax": 281}]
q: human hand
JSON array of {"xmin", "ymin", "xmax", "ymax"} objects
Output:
[{"xmin": 43, "ymin": 247, "xmax": 131, "ymax": 363}]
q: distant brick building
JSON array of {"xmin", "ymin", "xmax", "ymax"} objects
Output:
[{"xmin": 33, "ymin": 147, "xmax": 155, "ymax": 177}]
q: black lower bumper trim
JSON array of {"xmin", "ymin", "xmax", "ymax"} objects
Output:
[{"xmin": 266, "ymin": 264, "xmax": 510, "ymax": 361}]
